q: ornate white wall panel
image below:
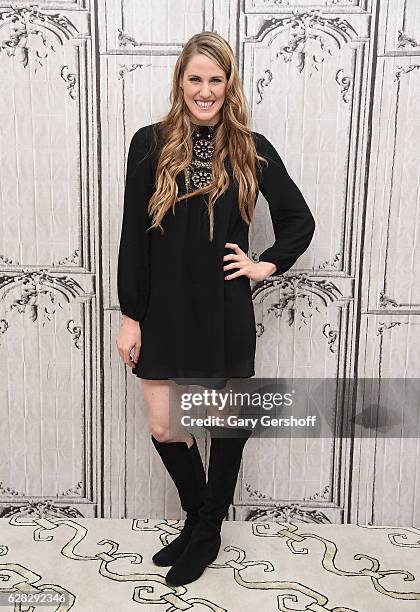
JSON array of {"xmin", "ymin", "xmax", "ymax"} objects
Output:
[
  {"xmin": 378, "ymin": 0, "xmax": 420, "ymax": 55},
  {"xmin": 364, "ymin": 57, "xmax": 420, "ymax": 313},
  {"xmin": 238, "ymin": 2, "xmax": 372, "ymax": 522},
  {"xmin": 99, "ymin": 0, "xmax": 207, "ymax": 53},
  {"xmin": 1, "ymin": 0, "xmax": 418, "ymax": 526},
  {"xmin": 351, "ymin": 314, "xmax": 420, "ymax": 524},
  {"xmin": 246, "ymin": 0, "xmax": 371, "ymax": 11},
  {"xmin": 100, "ymin": 1, "xmax": 217, "ymax": 519},
  {"xmin": 0, "ymin": 1, "xmax": 89, "ymax": 8},
  {"xmin": 0, "ymin": 3, "xmax": 98, "ymax": 517},
  {"xmin": 102, "ymin": 51, "xmax": 182, "ymax": 517}
]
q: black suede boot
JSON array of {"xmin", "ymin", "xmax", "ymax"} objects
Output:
[
  {"xmin": 165, "ymin": 425, "xmax": 252, "ymax": 586},
  {"xmin": 151, "ymin": 433, "xmax": 206, "ymax": 566}
]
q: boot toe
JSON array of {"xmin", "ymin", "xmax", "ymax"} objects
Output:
[
  {"xmin": 152, "ymin": 550, "xmax": 173, "ymax": 566},
  {"xmin": 164, "ymin": 531, "xmax": 221, "ymax": 586},
  {"xmin": 152, "ymin": 523, "xmax": 196, "ymax": 566}
]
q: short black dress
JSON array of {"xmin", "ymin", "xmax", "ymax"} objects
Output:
[{"xmin": 117, "ymin": 121, "xmax": 315, "ymax": 388}]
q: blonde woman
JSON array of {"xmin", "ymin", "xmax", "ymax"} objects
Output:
[{"xmin": 116, "ymin": 31, "xmax": 315, "ymax": 587}]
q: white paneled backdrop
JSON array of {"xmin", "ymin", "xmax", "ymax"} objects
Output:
[{"xmin": 0, "ymin": 0, "xmax": 419, "ymax": 526}]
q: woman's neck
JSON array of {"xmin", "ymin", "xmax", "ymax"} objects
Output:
[{"xmin": 191, "ymin": 119, "xmax": 221, "ymax": 129}]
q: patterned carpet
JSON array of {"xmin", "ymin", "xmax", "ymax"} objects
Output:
[{"xmin": 0, "ymin": 517, "xmax": 419, "ymax": 611}]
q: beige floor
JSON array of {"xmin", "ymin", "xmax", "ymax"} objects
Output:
[{"xmin": 0, "ymin": 517, "xmax": 419, "ymax": 611}]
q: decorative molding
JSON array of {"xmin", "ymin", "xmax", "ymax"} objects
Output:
[
  {"xmin": 394, "ymin": 64, "xmax": 420, "ymax": 85},
  {"xmin": 335, "ymin": 68, "xmax": 352, "ymax": 103},
  {"xmin": 0, "ymin": 270, "xmax": 85, "ymax": 325},
  {"xmin": 252, "ymin": 274, "xmax": 343, "ymax": 333},
  {"xmin": 303, "ymin": 485, "xmax": 331, "ymax": 501},
  {"xmin": 0, "ymin": 481, "xmax": 25, "ymax": 497},
  {"xmin": 248, "ymin": 503, "xmax": 331, "ymax": 523},
  {"xmin": 118, "ymin": 63, "xmax": 150, "ymax": 80},
  {"xmin": 0, "ymin": 248, "xmax": 80, "ymax": 268},
  {"xmin": 245, "ymin": 483, "xmax": 331, "ymax": 522},
  {"xmin": 60, "ymin": 481, "xmax": 83, "ymax": 497},
  {"xmin": 397, "ymin": 30, "xmax": 420, "ymax": 49},
  {"xmin": 0, "ymin": 319, "xmax": 8, "ymax": 338},
  {"xmin": 394, "ymin": 64, "xmax": 420, "ymax": 82},
  {"xmin": 54, "ymin": 248, "xmax": 80, "ymax": 266},
  {"xmin": 116, "ymin": 28, "xmax": 184, "ymax": 55},
  {"xmin": 246, "ymin": 482, "xmax": 331, "ymax": 503},
  {"xmin": 253, "ymin": 10, "xmax": 357, "ymax": 77},
  {"xmin": 256, "ymin": 322, "xmax": 264, "ymax": 337},
  {"xmin": 60, "ymin": 64, "xmax": 77, "ymax": 100},
  {"xmin": 259, "ymin": 0, "xmax": 356, "ymax": 6},
  {"xmin": 256, "ymin": 69, "xmax": 273, "ymax": 104},
  {"xmin": 0, "ymin": 4, "xmax": 78, "ymax": 69},
  {"xmin": 0, "ymin": 254, "xmax": 19, "ymax": 265},
  {"xmin": 323, "ymin": 323, "xmax": 339, "ymax": 353},
  {"xmin": 0, "ymin": 501, "xmax": 84, "ymax": 518},
  {"xmin": 117, "ymin": 28, "xmax": 142, "ymax": 48},
  {"xmin": 377, "ymin": 321, "xmax": 406, "ymax": 336},
  {"xmin": 316, "ymin": 253, "xmax": 342, "ymax": 269},
  {"xmin": 262, "ymin": 0, "xmax": 290, "ymax": 5},
  {"xmin": 379, "ymin": 292, "xmax": 400, "ymax": 308},
  {"xmin": 377, "ymin": 65, "xmax": 420, "ymax": 311},
  {"xmin": 67, "ymin": 319, "xmax": 82, "ymax": 349}
]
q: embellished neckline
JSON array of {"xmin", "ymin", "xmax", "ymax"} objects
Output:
[{"xmin": 191, "ymin": 120, "xmax": 221, "ymax": 135}]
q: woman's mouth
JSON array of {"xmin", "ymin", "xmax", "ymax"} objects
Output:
[{"xmin": 195, "ymin": 100, "xmax": 215, "ymax": 110}]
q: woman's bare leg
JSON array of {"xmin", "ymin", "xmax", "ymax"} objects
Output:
[
  {"xmin": 200, "ymin": 379, "xmax": 244, "ymax": 427},
  {"xmin": 140, "ymin": 378, "xmax": 194, "ymax": 447}
]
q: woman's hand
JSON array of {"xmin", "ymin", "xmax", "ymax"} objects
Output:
[
  {"xmin": 223, "ymin": 243, "xmax": 277, "ymax": 282},
  {"xmin": 116, "ymin": 315, "xmax": 141, "ymax": 368}
]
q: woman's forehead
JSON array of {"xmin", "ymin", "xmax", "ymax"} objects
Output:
[{"xmin": 184, "ymin": 54, "xmax": 225, "ymax": 77}]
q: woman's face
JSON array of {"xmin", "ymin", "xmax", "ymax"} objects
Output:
[{"xmin": 180, "ymin": 53, "xmax": 227, "ymax": 126}]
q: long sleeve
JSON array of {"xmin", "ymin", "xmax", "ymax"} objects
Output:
[
  {"xmin": 255, "ymin": 133, "xmax": 315, "ymax": 275},
  {"xmin": 117, "ymin": 126, "xmax": 154, "ymax": 323}
]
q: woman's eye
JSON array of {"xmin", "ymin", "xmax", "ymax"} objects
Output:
[{"xmin": 190, "ymin": 78, "xmax": 221, "ymax": 82}]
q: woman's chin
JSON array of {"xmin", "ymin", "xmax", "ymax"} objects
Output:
[{"xmin": 188, "ymin": 107, "xmax": 220, "ymax": 125}]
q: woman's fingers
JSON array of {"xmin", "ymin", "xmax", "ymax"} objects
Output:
[
  {"xmin": 225, "ymin": 242, "xmax": 243, "ymax": 254},
  {"xmin": 133, "ymin": 345, "xmax": 141, "ymax": 365},
  {"xmin": 126, "ymin": 344, "xmax": 140, "ymax": 367},
  {"xmin": 116, "ymin": 325, "xmax": 141, "ymax": 368},
  {"xmin": 224, "ymin": 261, "xmax": 240, "ymax": 269}
]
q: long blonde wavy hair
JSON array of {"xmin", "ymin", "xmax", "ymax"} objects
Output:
[{"xmin": 147, "ymin": 31, "xmax": 267, "ymax": 241}]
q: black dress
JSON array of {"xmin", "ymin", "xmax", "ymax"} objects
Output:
[{"xmin": 117, "ymin": 121, "xmax": 315, "ymax": 388}]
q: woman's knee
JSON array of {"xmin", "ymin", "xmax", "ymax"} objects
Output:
[
  {"xmin": 149, "ymin": 425, "xmax": 174, "ymax": 443},
  {"xmin": 140, "ymin": 378, "xmax": 190, "ymax": 441}
]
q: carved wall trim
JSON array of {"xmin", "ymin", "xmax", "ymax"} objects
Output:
[{"xmin": 0, "ymin": 4, "xmax": 78, "ymax": 68}]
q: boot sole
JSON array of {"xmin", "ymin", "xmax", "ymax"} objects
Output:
[{"xmin": 152, "ymin": 558, "xmax": 174, "ymax": 567}]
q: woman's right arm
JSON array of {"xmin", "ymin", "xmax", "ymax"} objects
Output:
[{"xmin": 116, "ymin": 126, "xmax": 153, "ymax": 367}]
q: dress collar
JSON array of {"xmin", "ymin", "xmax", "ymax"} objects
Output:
[{"xmin": 191, "ymin": 120, "xmax": 221, "ymax": 136}]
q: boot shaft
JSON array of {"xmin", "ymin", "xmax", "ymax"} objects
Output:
[{"xmin": 198, "ymin": 426, "xmax": 253, "ymax": 526}]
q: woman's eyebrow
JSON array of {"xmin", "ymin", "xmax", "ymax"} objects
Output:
[{"xmin": 187, "ymin": 74, "xmax": 225, "ymax": 78}]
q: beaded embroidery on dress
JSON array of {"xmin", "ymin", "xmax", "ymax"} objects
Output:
[{"xmin": 184, "ymin": 123, "xmax": 219, "ymax": 192}]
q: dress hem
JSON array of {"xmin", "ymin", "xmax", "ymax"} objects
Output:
[{"xmin": 131, "ymin": 363, "xmax": 255, "ymax": 385}]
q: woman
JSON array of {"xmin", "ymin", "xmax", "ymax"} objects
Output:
[{"xmin": 116, "ymin": 32, "xmax": 315, "ymax": 587}]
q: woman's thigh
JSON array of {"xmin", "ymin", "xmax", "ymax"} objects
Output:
[
  {"xmin": 201, "ymin": 379, "xmax": 243, "ymax": 425},
  {"xmin": 139, "ymin": 378, "xmax": 190, "ymax": 440}
]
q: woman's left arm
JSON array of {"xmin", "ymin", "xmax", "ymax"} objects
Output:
[
  {"xmin": 223, "ymin": 134, "xmax": 315, "ymax": 283},
  {"xmin": 256, "ymin": 133, "xmax": 315, "ymax": 275}
]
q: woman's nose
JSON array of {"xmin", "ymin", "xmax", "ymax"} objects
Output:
[{"xmin": 199, "ymin": 84, "xmax": 212, "ymax": 97}]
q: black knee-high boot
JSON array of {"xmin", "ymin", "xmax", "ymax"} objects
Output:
[
  {"xmin": 165, "ymin": 425, "xmax": 253, "ymax": 586},
  {"xmin": 151, "ymin": 433, "xmax": 206, "ymax": 566}
]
